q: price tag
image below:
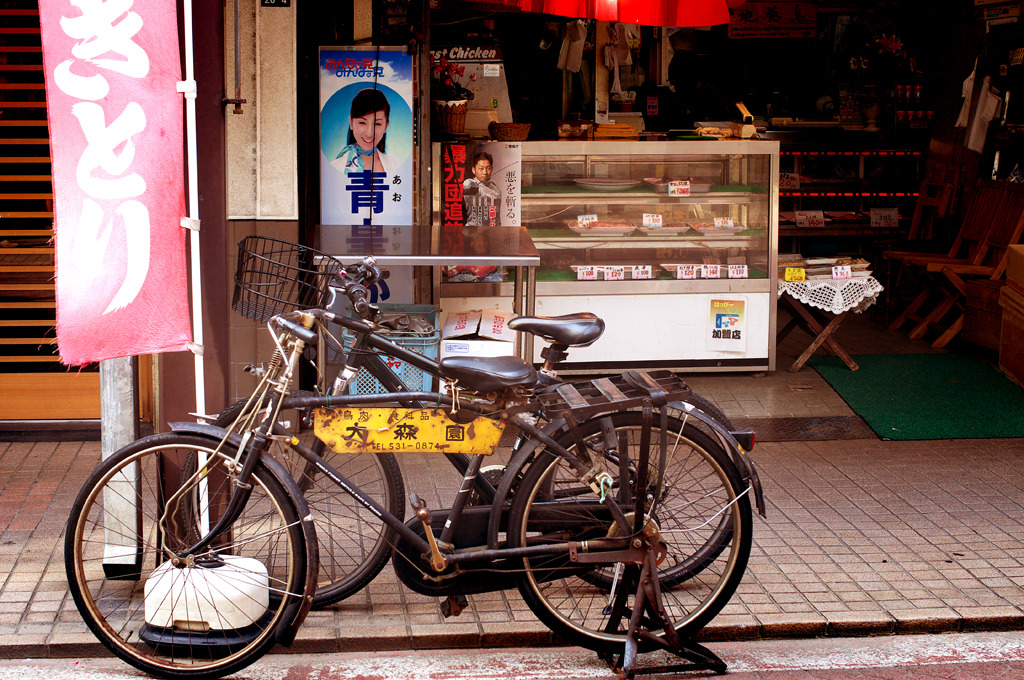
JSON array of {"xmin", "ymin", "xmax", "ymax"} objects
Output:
[
  {"xmin": 869, "ymin": 208, "xmax": 899, "ymax": 228},
  {"xmin": 832, "ymin": 265, "xmax": 852, "ymax": 280},
  {"xmin": 703, "ymin": 255, "xmax": 721, "ymax": 265},
  {"xmin": 728, "ymin": 264, "xmax": 749, "ymax": 279},
  {"xmin": 702, "ymin": 264, "xmax": 721, "ymax": 279},
  {"xmin": 576, "ymin": 266, "xmax": 598, "ymax": 280},
  {"xmin": 784, "ymin": 267, "xmax": 806, "ymax": 282},
  {"xmin": 642, "ymin": 213, "xmax": 663, "ymax": 228},
  {"xmin": 577, "ymin": 214, "xmax": 599, "ymax": 226},
  {"xmin": 713, "ymin": 217, "xmax": 734, "ymax": 228},
  {"xmin": 632, "ymin": 265, "xmax": 653, "ymax": 280},
  {"xmin": 675, "ymin": 265, "xmax": 698, "ymax": 280},
  {"xmin": 779, "ymin": 172, "xmax": 800, "ymax": 190},
  {"xmin": 604, "ymin": 266, "xmax": 625, "ymax": 281},
  {"xmin": 795, "ymin": 210, "xmax": 825, "ymax": 228},
  {"xmin": 668, "ymin": 180, "xmax": 691, "ymax": 197}
]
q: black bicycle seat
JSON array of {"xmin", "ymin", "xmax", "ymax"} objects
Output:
[
  {"xmin": 440, "ymin": 355, "xmax": 538, "ymax": 393},
  {"xmin": 507, "ymin": 313, "xmax": 605, "ymax": 348}
]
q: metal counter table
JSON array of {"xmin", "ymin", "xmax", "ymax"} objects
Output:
[{"xmin": 318, "ymin": 225, "xmax": 540, "ymax": 360}]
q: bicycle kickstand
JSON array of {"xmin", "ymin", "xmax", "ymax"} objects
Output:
[{"xmin": 611, "ymin": 547, "xmax": 727, "ymax": 680}]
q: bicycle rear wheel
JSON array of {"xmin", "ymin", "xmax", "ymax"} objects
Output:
[
  {"xmin": 215, "ymin": 396, "xmax": 405, "ymax": 607},
  {"xmin": 65, "ymin": 433, "xmax": 310, "ymax": 680},
  {"xmin": 509, "ymin": 412, "xmax": 752, "ymax": 654}
]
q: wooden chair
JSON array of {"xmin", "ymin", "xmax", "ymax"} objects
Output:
[
  {"xmin": 880, "ymin": 161, "xmax": 964, "ymax": 326},
  {"xmin": 883, "ymin": 179, "xmax": 1008, "ymax": 333},
  {"xmin": 895, "ymin": 180, "xmax": 1024, "ymax": 347}
]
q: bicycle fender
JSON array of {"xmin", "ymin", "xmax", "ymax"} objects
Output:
[
  {"xmin": 667, "ymin": 402, "xmax": 766, "ymax": 518},
  {"xmin": 486, "ymin": 417, "xmax": 568, "ymax": 550},
  {"xmin": 168, "ymin": 422, "xmax": 319, "ymax": 641},
  {"xmin": 168, "ymin": 421, "xmax": 244, "ymax": 448}
]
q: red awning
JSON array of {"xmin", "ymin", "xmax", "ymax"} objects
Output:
[{"xmin": 510, "ymin": 0, "xmax": 731, "ymax": 27}]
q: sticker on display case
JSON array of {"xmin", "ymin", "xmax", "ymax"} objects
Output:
[
  {"xmin": 642, "ymin": 213, "xmax": 663, "ymax": 228},
  {"xmin": 713, "ymin": 217, "xmax": 734, "ymax": 228},
  {"xmin": 728, "ymin": 264, "xmax": 749, "ymax": 279},
  {"xmin": 577, "ymin": 214, "xmax": 599, "ymax": 226},
  {"xmin": 784, "ymin": 267, "xmax": 806, "ymax": 282},
  {"xmin": 668, "ymin": 180, "xmax": 691, "ymax": 197},
  {"xmin": 794, "ymin": 210, "xmax": 825, "ymax": 228},
  {"xmin": 632, "ymin": 265, "xmax": 653, "ymax": 280},
  {"xmin": 604, "ymin": 266, "xmax": 625, "ymax": 281},
  {"xmin": 702, "ymin": 264, "xmax": 721, "ymax": 279},
  {"xmin": 869, "ymin": 208, "xmax": 899, "ymax": 228},
  {"xmin": 577, "ymin": 266, "xmax": 598, "ymax": 280},
  {"xmin": 675, "ymin": 265, "xmax": 698, "ymax": 279},
  {"xmin": 707, "ymin": 297, "xmax": 747, "ymax": 351},
  {"xmin": 832, "ymin": 265, "xmax": 852, "ymax": 280}
]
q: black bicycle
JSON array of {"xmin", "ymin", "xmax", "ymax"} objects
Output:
[
  {"xmin": 66, "ymin": 294, "xmax": 763, "ymax": 679},
  {"xmin": 213, "ymin": 236, "xmax": 757, "ymax": 608}
]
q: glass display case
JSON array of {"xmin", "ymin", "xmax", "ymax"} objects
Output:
[{"xmin": 440, "ymin": 140, "xmax": 779, "ymax": 372}]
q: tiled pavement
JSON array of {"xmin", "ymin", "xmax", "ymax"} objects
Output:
[{"xmin": 3, "ymin": 313, "xmax": 1024, "ymax": 659}]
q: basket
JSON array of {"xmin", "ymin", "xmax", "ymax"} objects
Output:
[
  {"xmin": 489, "ymin": 121, "xmax": 531, "ymax": 141},
  {"xmin": 232, "ymin": 236, "xmax": 342, "ymax": 322},
  {"xmin": 434, "ymin": 99, "xmax": 468, "ymax": 134},
  {"xmin": 335, "ymin": 304, "xmax": 441, "ymax": 395}
]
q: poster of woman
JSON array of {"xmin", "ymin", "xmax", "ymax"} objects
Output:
[{"xmin": 319, "ymin": 47, "xmax": 413, "ymax": 227}]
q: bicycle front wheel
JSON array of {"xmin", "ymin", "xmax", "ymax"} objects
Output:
[
  {"xmin": 509, "ymin": 412, "xmax": 752, "ymax": 653},
  {"xmin": 65, "ymin": 433, "xmax": 310, "ymax": 680},
  {"xmin": 215, "ymin": 396, "xmax": 405, "ymax": 607}
]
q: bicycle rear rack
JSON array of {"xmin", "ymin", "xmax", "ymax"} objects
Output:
[{"xmin": 530, "ymin": 370, "xmax": 693, "ymax": 420}]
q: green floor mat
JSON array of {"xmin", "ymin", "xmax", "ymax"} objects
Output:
[{"xmin": 807, "ymin": 353, "xmax": 1024, "ymax": 440}]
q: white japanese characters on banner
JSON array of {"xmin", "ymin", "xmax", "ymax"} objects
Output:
[
  {"xmin": 319, "ymin": 47, "xmax": 413, "ymax": 228},
  {"xmin": 39, "ymin": 0, "xmax": 191, "ymax": 365}
]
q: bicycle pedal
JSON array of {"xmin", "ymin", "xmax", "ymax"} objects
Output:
[{"xmin": 440, "ymin": 594, "xmax": 469, "ymax": 618}]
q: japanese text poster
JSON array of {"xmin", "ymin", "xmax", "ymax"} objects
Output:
[
  {"xmin": 439, "ymin": 142, "xmax": 521, "ymax": 282},
  {"xmin": 319, "ymin": 47, "xmax": 413, "ymax": 227},
  {"xmin": 707, "ymin": 297, "xmax": 747, "ymax": 351}
]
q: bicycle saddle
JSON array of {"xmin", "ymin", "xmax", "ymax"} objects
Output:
[
  {"xmin": 440, "ymin": 355, "xmax": 538, "ymax": 393},
  {"xmin": 507, "ymin": 313, "xmax": 605, "ymax": 347}
]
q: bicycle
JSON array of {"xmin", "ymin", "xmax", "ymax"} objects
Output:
[
  {"xmin": 66, "ymin": 296, "xmax": 764, "ymax": 679},
  {"xmin": 213, "ymin": 236, "xmax": 759, "ymax": 608}
]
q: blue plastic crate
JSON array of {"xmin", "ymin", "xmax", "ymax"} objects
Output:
[{"xmin": 337, "ymin": 304, "xmax": 440, "ymax": 395}]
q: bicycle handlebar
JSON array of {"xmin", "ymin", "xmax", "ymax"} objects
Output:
[{"xmin": 332, "ymin": 256, "xmax": 388, "ymax": 321}]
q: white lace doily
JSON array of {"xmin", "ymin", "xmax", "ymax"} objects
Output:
[{"xmin": 777, "ymin": 277, "xmax": 884, "ymax": 315}]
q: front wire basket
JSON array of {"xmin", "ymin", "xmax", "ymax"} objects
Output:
[{"xmin": 232, "ymin": 236, "xmax": 342, "ymax": 322}]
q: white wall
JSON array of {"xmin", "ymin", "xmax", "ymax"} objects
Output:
[{"xmin": 225, "ymin": 0, "xmax": 297, "ymax": 220}]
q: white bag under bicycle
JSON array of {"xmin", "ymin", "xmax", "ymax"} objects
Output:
[{"xmin": 143, "ymin": 555, "xmax": 269, "ymax": 631}]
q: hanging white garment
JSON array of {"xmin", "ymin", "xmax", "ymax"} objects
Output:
[
  {"xmin": 967, "ymin": 76, "xmax": 1002, "ymax": 153},
  {"xmin": 557, "ymin": 20, "xmax": 586, "ymax": 72},
  {"xmin": 603, "ymin": 22, "xmax": 632, "ymax": 93},
  {"xmin": 955, "ymin": 62, "xmax": 976, "ymax": 128}
]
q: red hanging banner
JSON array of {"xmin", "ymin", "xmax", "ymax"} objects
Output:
[
  {"xmin": 514, "ymin": 0, "xmax": 730, "ymax": 27},
  {"xmin": 39, "ymin": 0, "xmax": 191, "ymax": 366}
]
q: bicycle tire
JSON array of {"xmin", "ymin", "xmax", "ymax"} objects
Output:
[
  {"xmin": 215, "ymin": 395, "xmax": 405, "ymax": 607},
  {"xmin": 508, "ymin": 412, "xmax": 752, "ymax": 653},
  {"xmin": 65, "ymin": 433, "xmax": 310, "ymax": 680}
]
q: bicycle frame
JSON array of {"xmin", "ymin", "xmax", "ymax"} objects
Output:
[{"xmin": 321, "ymin": 312, "xmax": 529, "ymax": 504}]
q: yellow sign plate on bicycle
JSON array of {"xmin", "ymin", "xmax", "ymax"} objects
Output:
[{"xmin": 314, "ymin": 408, "xmax": 505, "ymax": 455}]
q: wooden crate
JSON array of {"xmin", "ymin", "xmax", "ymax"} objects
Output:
[
  {"xmin": 964, "ymin": 279, "xmax": 1005, "ymax": 351},
  {"xmin": 999, "ymin": 283, "xmax": 1024, "ymax": 386}
]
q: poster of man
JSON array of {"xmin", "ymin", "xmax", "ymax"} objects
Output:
[
  {"xmin": 439, "ymin": 141, "xmax": 521, "ymax": 282},
  {"xmin": 319, "ymin": 47, "xmax": 413, "ymax": 227}
]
